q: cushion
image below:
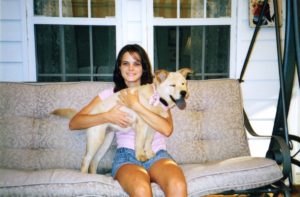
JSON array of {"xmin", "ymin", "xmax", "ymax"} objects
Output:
[
  {"xmin": 184, "ymin": 157, "xmax": 282, "ymax": 196},
  {"xmin": 0, "ymin": 115, "xmax": 116, "ymax": 171},
  {"xmin": 0, "ymin": 157, "xmax": 282, "ymax": 196},
  {"xmin": 168, "ymin": 80, "xmax": 250, "ymax": 164},
  {"xmin": 0, "ymin": 83, "xmax": 38, "ymax": 117}
]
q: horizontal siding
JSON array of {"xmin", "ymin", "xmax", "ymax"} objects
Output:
[
  {"xmin": 242, "ymin": 60, "xmax": 279, "ymax": 80},
  {"xmin": 0, "ymin": 0, "xmax": 26, "ymax": 81},
  {"xmin": 239, "ymin": 20, "xmax": 279, "ymax": 40},
  {"xmin": 243, "ymin": 100, "xmax": 278, "ymax": 120},
  {"xmin": 0, "ymin": 62, "xmax": 24, "ymax": 81},
  {"xmin": 0, "ymin": 42, "xmax": 23, "ymax": 62},
  {"xmin": 246, "ymin": 119, "xmax": 275, "ymax": 136},
  {"xmin": 240, "ymin": 40, "xmax": 282, "ymax": 61},
  {"xmin": 0, "ymin": 0, "xmax": 21, "ymax": 20},
  {"xmin": 241, "ymin": 81, "xmax": 279, "ymax": 99},
  {"xmin": 236, "ymin": 0, "xmax": 283, "ymax": 158},
  {"xmin": 247, "ymin": 138, "xmax": 271, "ymax": 157},
  {"xmin": 0, "ymin": 21, "xmax": 22, "ymax": 41}
]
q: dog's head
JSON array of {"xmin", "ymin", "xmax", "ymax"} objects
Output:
[{"xmin": 154, "ymin": 68, "xmax": 193, "ymax": 110}]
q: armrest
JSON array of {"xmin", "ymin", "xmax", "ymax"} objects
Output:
[
  {"xmin": 288, "ymin": 134, "xmax": 300, "ymax": 168},
  {"xmin": 266, "ymin": 135, "xmax": 291, "ymax": 179},
  {"xmin": 243, "ymin": 109, "xmax": 291, "ymax": 179}
]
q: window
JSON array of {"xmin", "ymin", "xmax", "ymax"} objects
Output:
[
  {"xmin": 31, "ymin": 0, "xmax": 234, "ymax": 81},
  {"xmin": 152, "ymin": 0, "xmax": 232, "ymax": 80},
  {"xmin": 33, "ymin": 0, "xmax": 117, "ymax": 82}
]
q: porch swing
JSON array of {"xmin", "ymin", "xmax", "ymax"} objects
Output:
[{"xmin": 221, "ymin": 0, "xmax": 300, "ymax": 196}]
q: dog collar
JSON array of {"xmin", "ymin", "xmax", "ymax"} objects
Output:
[
  {"xmin": 149, "ymin": 92, "xmax": 160, "ymax": 106},
  {"xmin": 149, "ymin": 84, "xmax": 169, "ymax": 111},
  {"xmin": 149, "ymin": 84, "xmax": 160, "ymax": 106},
  {"xmin": 159, "ymin": 98, "xmax": 169, "ymax": 111}
]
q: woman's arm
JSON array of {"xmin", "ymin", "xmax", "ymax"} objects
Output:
[
  {"xmin": 69, "ymin": 96, "xmax": 131, "ymax": 130},
  {"xmin": 118, "ymin": 89, "xmax": 173, "ymax": 137}
]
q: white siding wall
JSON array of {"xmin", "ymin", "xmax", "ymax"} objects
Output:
[
  {"xmin": 0, "ymin": 0, "xmax": 299, "ymax": 183},
  {"xmin": 0, "ymin": 0, "xmax": 28, "ymax": 81},
  {"xmin": 236, "ymin": 0, "xmax": 281, "ymax": 157},
  {"xmin": 236, "ymin": 1, "xmax": 300, "ymax": 182}
]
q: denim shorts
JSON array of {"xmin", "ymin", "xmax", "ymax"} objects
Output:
[{"xmin": 111, "ymin": 148, "xmax": 174, "ymax": 178}]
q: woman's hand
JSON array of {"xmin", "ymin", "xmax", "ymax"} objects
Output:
[
  {"xmin": 69, "ymin": 94, "xmax": 133, "ymax": 130},
  {"xmin": 106, "ymin": 104, "xmax": 132, "ymax": 128},
  {"xmin": 118, "ymin": 89, "xmax": 141, "ymax": 110},
  {"xmin": 118, "ymin": 88, "xmax": 173, "ymax": 136}
]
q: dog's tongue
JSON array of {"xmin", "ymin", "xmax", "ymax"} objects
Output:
[{"xmin": 176, "ymin": 99, "xmax": 186, "ymax": 110}]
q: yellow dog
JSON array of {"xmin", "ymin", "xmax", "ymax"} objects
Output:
[{"xmin": 53, "ymin": 68, "xmax": 192, "ymax": 173}]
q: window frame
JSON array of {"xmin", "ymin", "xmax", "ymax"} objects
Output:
[
  {"xmin": 26, "ymin": 0, "xmax": 122, "ymax": 81},
  {"xmin": 146, "ymin": 0, "xmax": 237, "ymax": 78}
]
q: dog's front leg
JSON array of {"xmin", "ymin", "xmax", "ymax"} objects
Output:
[
  {"xmin": 144, "ymin": 128, "xmax": 155, "ymax": 159},
  {"xmin": 81, "ymin": 125, "xmax": 106, "ymax": 174},
  {"xmin": 135, "ymin": 118, "xmax": 149, "ymax": 162}
]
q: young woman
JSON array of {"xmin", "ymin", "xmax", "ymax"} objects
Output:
[{"xmin": 69, "ymin": 44, "xmax": 187, "ymax": 197}]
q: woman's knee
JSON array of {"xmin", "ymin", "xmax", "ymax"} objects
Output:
[
  {"xmin": 130, "ymin": 180, "xmax": 152, "ymax": 197},
  {"xmin": 115, "ymin": 164, "xmax": 152, "ymax": 197},
  {"xmin": 167, "ymin": 176, "xmax": 187, "ymax": 194}
]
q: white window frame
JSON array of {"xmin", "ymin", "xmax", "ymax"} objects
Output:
[
  {"xmin": 26, "ymin": 0, "xmax": 122, "ymax": 81},
  {"xmin": 146, "ymin": 0, "xmax": 237, "ymax": 78}
]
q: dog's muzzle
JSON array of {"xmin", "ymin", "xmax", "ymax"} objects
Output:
[{"xmin": 170, "ymin": 90, "xmax": 187, "ymax": 110}]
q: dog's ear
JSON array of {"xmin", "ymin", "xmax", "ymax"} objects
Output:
[
  {"xmin": 154, "ymin": 69, "xmax": 169, "ymax": 83},
  {"xmin": 178, "ymin": 68, "xmax": 193, "ymax": 78}
]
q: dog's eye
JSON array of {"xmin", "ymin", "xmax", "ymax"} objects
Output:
[{"xmin": 170, "ymin": 85, "xmax": 176, "ymax": 87}]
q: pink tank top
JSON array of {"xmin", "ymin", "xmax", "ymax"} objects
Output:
[{"xmin": 98, "ymin": 88, "xmax": 167, "ymax": 153}]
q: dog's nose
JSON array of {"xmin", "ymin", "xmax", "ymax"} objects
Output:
[{"xmin": 180, "ymin": 91, "xmax": 187, "ymax": 98}]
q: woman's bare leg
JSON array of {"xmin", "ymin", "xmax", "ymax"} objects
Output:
[
  {"xmin": 115, "ymin": 164, "xmax": 152, "ymax": 197},
  {"xmin": 148, "ymin": 159, "xmax": 187, "ymax": 197}
]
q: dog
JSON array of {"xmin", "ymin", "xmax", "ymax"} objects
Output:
[{"xmin": 52, "ymin": 68, "xmax": 192, "ymax": 173}]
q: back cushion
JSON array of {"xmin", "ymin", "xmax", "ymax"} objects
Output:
[
  {"xmin": 0, "ymin": 83, "xmax": 38, "ymax": 117},
  {"xmin": 0, "ymin": 82, "xmax": 115, "ymax": 171},
  {"xmin": 168, "ymin": 80, "xmax": 250, "ymax": 163},
  {"xmin": 0, "ymin": 80, "xmax": 250, "ymax": 171}
]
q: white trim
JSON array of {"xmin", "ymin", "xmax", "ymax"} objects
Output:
[
  {"xmin": 152, "ymin": 18, "xmax": 233, "ymax": 26},
  {"xmin": 31, "ymin": 17, "xmax": 117, "ymax": 25},
  {"xmin": 88, "ymin": 0, "xmax": 91, "ymax": 18},
  {"xmin": 230, "ymin": 0, "xmax": 237, "ymax": 78},
  {"xmin": 20, "ymin": 0, "xmax": 29, "ymax": 81},
  {"xmin": 141, "ymin": 0, "xmax": 148, "ymax": 49},
  {"xmin": 26, "ymin": 0, "xmax": 37, "ymax": 81},
  {"xmin": 177, "ymin": 0, "xmax": 180, "ymax": 18},
  {"xmin": 59, "ymin": 0, "xmax": 62, "ymax": 17},
  {"xmin": 115, "ymin": 0, "xmax": 122, "ymax": 53},
  {"xmin": 204, "ymin": 0, "xmax": 207, "ymax": 17},
  {"xmin": 146, "ymin": 0, "xmax": 154, "ymax": 70},
  {"xmin": 121, "ymin": 0, "xmax": 128, "ymax": 47}
]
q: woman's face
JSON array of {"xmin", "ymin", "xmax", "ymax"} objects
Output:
[{"xmin": 120, "ymin": 52, "xmax": 143, "ymax": 87}]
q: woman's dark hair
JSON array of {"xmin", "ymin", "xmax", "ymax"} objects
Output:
[{"xmin": 113, "ymin": 44, "xmax": 153, "ymax": 92}]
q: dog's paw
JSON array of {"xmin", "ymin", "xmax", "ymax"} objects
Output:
[
  {"xmin": 137, "ymin": 154, "xmax": 148, "ymax": 162},
  {"xmin": 146, "ymin": 150, "xmax": 156, "ymax": 160},
  {"xmin": 81, "ymin": 166, "xmax": 89, "ymax": 174}
]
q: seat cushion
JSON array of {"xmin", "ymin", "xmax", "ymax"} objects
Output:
[
  {"xmin": 183, "ymin": 156, "xmax": 283, "ymax": 196},
  {"xmin": 0, "ymin": 156, "xmax": 282, "ymax": 197}
]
